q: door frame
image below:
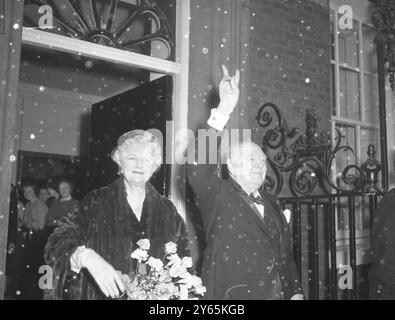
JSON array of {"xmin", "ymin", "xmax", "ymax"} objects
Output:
[{"xmin": 21, "ymin": 0, "xmax": 190, "ymax": 218}]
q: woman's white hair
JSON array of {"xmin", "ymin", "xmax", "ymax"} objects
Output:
[{"xmin": 111, "ymin": 129, "xmax": 163, "ymax": 172}]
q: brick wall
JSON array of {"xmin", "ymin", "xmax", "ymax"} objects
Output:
[
  {"xmin": 246, "ymin": 0, "xmax": 333, "ymax": 299},
  {"xmin": 248, "ymin": 0, "xmax": 331, "ymax": 146}
]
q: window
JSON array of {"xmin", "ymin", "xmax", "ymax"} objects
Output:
[{"xmin": 330, "ymin": 6, "xmax": 379, "ymax": 263}]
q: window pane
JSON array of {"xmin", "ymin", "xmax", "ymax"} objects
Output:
[
  {"xmin": 335, "ymin": 123, "xmax": 356, "ymax": 187},
  {"xmin": 331, "ymin": 65, "xmax": 336, "ymax": 116},
  {"xmin": 339, "ymin": 68, "xmax": 360, "ymax": 120},
  {"xmin": 330, "ymin": 10, "xmax": 335, "ymax": 61},
  {"xmin": 364, "ymin": 74, "xmax": 379, "ymax": 125},
  {"xmin": 362, "ymin": 24, "xmax": 377, "ymax": 74},
  {"xmin": 338, "ymin": 20, "xmax": 359, "ymax": 68},
  {"xmin": 360, "ymin": 128, "xmax": 380, "ymax": 163}
]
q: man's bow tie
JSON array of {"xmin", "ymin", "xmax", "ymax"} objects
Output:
[{"xmin": 249, "ymin": 193, "xmax": 265, "ymax": 206}]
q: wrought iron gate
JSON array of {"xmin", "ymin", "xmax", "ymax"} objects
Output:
[{"xmin": 256, "ymin": 103, "xmax": 384, "ymax": 300}]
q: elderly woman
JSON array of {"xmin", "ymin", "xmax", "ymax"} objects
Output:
[{"xmin": 44, "ymin": 130, "xmax": 190, "ymax": 300}]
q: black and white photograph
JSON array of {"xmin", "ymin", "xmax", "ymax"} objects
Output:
[{"xmin": 0, "ymin": 0, "xmax": 394, "ymax": 304}]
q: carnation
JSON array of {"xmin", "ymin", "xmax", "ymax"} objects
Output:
[
  {"xmin": 137, "ymin": 239, "xmax": 150, "ymax": 250},
  {"xmin": 181, "ymin": 256, "xmax": 193, "ymax": 269},
  {"xmin": 131, "ymin": 248, "xmax": 149, "ymax": 262},
  {"xmin": 147, "ymin": 257, "xmax": 164, "ymax": 272},
  {"xmin": 165, "ymin": 241, "xmax": 178, "ymax": 254},
  {"xmin": 169, "ymin": 263, "xmax": 188, "ymax": 278},
  {"xmin": 283, "ymin": 209, "xmax": 291, "ymax": 223}
]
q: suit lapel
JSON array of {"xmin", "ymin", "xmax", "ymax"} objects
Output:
[
  {"xmin": 228, "ymin": 180, "xmax": 276, "ymax": 248},
  {"xmin": 258, "ymin": 190, "xmax": 284, "ymax": 254}
]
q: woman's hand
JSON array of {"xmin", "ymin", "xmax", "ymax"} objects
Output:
[
  {"xmin": 217, "ymin": 65, "xmax": 240, "ymax": 116},
  {"xmin": 79, "ymin": 249, "xmax": 125, "ymax": 298}
]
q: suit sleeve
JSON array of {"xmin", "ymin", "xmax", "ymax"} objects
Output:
[{"xmin": 186, "ymin": 124, "xmax": 223, "ymax": 218}]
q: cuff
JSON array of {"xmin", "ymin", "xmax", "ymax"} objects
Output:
[
  {"xmin": 207, "ymin": 108, "xmax": 230, "ymax": 131},
  {"xmin": 70, "ymin": 245, "xmax": 90, "ymax": 273}
]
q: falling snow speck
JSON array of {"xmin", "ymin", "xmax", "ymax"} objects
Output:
[{"xmin": 202, "ymin": 48, "xmax": 209, "ymax": 54}]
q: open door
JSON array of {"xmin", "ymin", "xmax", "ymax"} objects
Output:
[{"xmin": 89, "ymin": 75, "xmax": 173, "ymax": 195}]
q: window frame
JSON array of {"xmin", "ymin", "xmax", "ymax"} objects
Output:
[{"xmin": 330, "ymin": 3, "xmax": 379, "ymax": 261}]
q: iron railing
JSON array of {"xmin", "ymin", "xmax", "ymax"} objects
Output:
[{"xmin": 257, "ymin": 103, "xmax": 384, "ymax": 300}]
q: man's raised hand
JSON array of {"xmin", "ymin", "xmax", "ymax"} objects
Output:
[{"xmin": 218, "ymin": 65, "xmax": 240, "ymax": 116}]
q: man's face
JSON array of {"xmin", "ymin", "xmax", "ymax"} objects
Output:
[
  {"xmin": 24, "ymin": 186, "xmax": 36, "ymax": 202},
  {"xmin": 117, "ymin": 141, "xmax": 160, "ymax": 185},
  {"xmin": 39, "ymin": 188, "xmax": 49, "ymax": 202},
  {"xmin": 228, "ymin": 143, "xmax": 267, "ymax": 192},
  {"xmin": 59, "ymin": 182, "xmax": 71, "ymax": 199}
]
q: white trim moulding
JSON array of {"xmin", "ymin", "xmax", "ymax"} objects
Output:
[{"xmin": 22, "ymin": 28, "xmax": 182, "ymax": 75}]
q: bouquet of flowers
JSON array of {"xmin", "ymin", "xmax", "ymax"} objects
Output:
[{"xmin": 120, "ymin": 239, "xmax": 206, "ymax": 300}]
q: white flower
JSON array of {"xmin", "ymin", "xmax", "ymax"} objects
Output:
[
  {"xmin": 179, "ymin": 284, "xmax": 189, "ymax": 300},
  {"xmin": 190, "ymin": 275, "xmax": 203, "ymax": 288},
  {"xmin": 147, "ymin": 257, "xmax": 164, "ymax": 272},
  {"xmin": 181, "ymin": 256, "xmax": 193, "ymax": 269},
  {"xmin": 165, "ymin": 241, "xmax": 178, "ymax": 254},
  {"xmin": 194, "ymin": 284, "xmax": 207, "ymax": 296},
  {"xmin": 136, "ymin": 238, "xmax": 150, "ymax": 251},
  {"xmin": 283, "ymin": 209, "xmax": 291, "ymax": 223},
  {"xmin": 166, "ymin": 254, "xmax": 181, "ymax": 266},
  {"xmin": 169, "ymin": 263, "xmax": 187, "ymax": 278},
  {"xmin": 130, "ymin": 248, "xmax": 148, "ymax": 262}
]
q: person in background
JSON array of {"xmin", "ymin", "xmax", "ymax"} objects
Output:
[
  {"xmin": 21, "ymin": 183, "xmax": 48, "ymax": 233},
  {"xmin": 20, "ymin": 182, "xmax": 48, "ymax": 299},
  {"xmin": 46, "ymin": 179, "xmax": 79, "ymax": 228},
  {"xmin": 47, "ymin": 184, "xmax": 60, "ymax": 208},
  {"xmin": 39, "ymin": 186, "xmax": 51, "ymax": 208}
]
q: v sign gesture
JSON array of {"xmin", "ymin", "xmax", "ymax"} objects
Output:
[{"xmin": 217, "ymin": 65, "xmax": 240, "ymax": 116}]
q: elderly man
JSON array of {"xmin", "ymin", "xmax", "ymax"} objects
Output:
[
  {"xmin": 187, "ymin": 65, "xmax": 303, "ymax": 300},
  {"xmin": 45, "ymin": 130, "xmax": 189, "ymax": 300}
]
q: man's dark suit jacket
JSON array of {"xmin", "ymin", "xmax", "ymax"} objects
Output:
[
  {"xmin": 369, "ymin": 188, "xmax": 395, "ymax": 299},
  {"xmin": 187, "ymin": 129, "xmax": 302, "ymax": 300}
]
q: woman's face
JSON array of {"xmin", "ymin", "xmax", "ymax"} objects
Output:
[
  {"xmin": 59, "ymin": 182, "xmax": 71, "ymax": 199},
  {"xmin": 48, "ymin": 187, "xmax": 58, "ymax": 198},
  {"xmin": 39, "ymin": 188, "xmax": 49, "ymax": 202},
  {"xmin": 23, "ymin": 186, "xmax": 36, "ymax": 202},
  {"xmin": 117, "ymin": 141, "xmax": 160, "ymax": 186}
]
